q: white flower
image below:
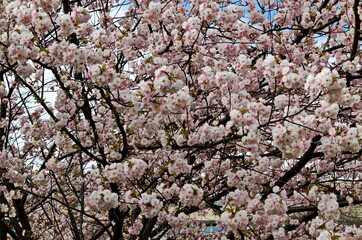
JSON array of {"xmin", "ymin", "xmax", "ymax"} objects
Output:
[
  {"xmin": 179, "ymin": 184, "xmax": 203, "ymax": 206},
  {"xmin": 86, "ymin": 189, "xmax": 118, "ymax": 212},
  {"xmin": 139, "ymin": 193, "xmax": 163, "ymax": 218},
  {"xmin": 124, "ymin": 158, "xmax": 148, "ymax": 180}
]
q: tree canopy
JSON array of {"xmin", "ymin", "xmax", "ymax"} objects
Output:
[{"xmin": 0, "ymin": 0, "xmax": 361, "ymax": 239}]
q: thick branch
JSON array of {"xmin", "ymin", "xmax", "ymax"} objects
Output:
[
  {"xmin": 351, "ymin": 0, "xmax": 361, "ymax": 60},
  {"xmin": 262, "ymin": 135, "xmax": 321, "ymax": 200}
]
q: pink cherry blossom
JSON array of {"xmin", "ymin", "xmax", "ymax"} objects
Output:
[{"xmin": 0, "ymin": 0, "xmax": 360, "ymax": 239}]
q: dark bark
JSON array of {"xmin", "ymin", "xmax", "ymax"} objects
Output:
[
  {"xmin": 262, "ymin": 135, "xmax": 321, "ymax": 200},
  {"xmin": 140, "ymin": 217, "xmax": 158, "ymax": 240}
]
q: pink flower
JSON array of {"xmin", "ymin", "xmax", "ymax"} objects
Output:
[{"xmin": 179, "ymin": 184, "xmax": 203, "ymax": 206}]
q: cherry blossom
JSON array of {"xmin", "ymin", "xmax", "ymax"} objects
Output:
[{"xmin": 0, "ymin": 0, "xmax": 360, "ymax": 239}]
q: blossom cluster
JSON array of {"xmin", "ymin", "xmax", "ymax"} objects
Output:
[
  {"xmin": 219, "ymin": 210, "xmax": 248, "ymax": 231},
  {"xmin": 139, "ymin": 192, "xmax": 163, "ymax": 218},
  {"xmin": 86, "ymin": 189, "xmax": 118, "ymax": 212},
  {"xmin": 179, "ymin": 184, "xmax": 203, "ymax": 206},
  {"xmin": 124, "ymin": 158, "xmax": 148, "ymax": 180}
]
